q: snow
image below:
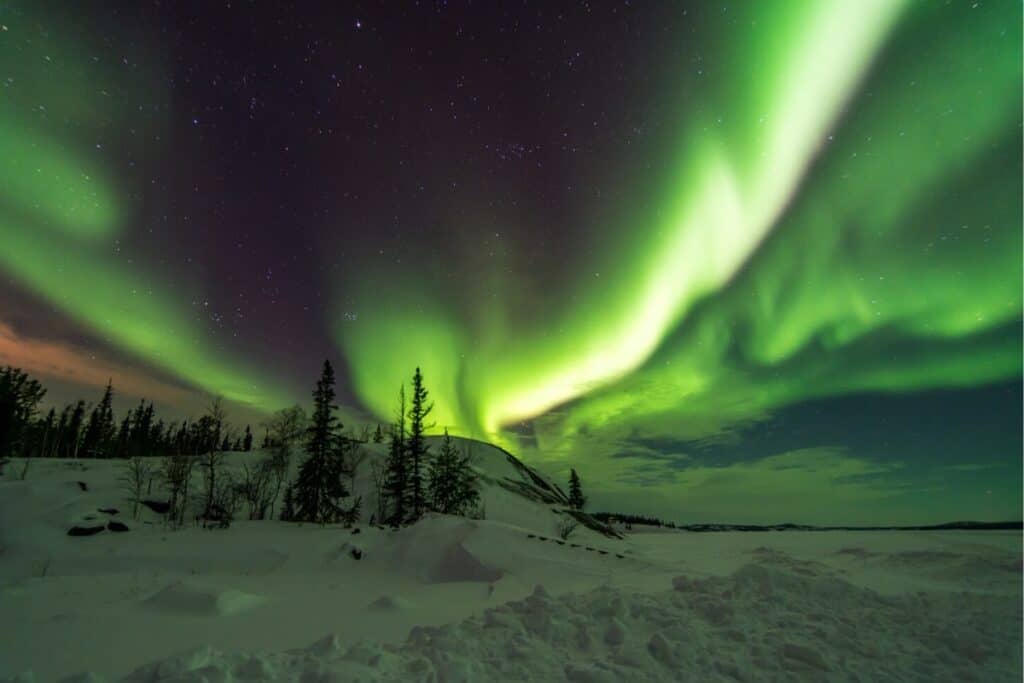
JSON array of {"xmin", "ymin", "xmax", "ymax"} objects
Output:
[
  {"xmin": 0, "ymin": 444, "xmax": 1020, "ymax": 681},
  {"xmin": 143, "ymin": 581, "xmax": 267, "ymax": 617}
]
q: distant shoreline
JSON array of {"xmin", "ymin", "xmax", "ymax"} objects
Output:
[{"xmin": 592, "ymin": 514, "xmax": 1023, "ymax": 533}]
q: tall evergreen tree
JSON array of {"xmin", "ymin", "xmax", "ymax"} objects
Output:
[
  {"xmin": 53, "ymin": 405, "xmax": 71, "ymax": 458},
  {"xmin": 427, "ymin": 430, "xmax": 481, "ymax": 517},
  {"xmin": 294, "ymin": 360, "xmax": 350, "ymax": 524},
  {"xmin": 372, "ymin": 423, "xmax": 384, "ymax": 443},
  {"xmin": 428, "ymin": 428, "xmax": 459, "ymax": 514},
  {"xmin": 64, "ymin": 400, "xmax": 87, "ymax": 459},
  {"xmin": 127, "ymin": 400, "xmax": 154, "ymax": 459},
  {"xmin": 405, "ymin": 367, "xmax": 433, "ymax": 522},
  {"xmin": 0, "ymin": 366, "xmax": 46, "ymax": 470},
  {"xmin": 455, "ymin": 443, "xmax": 481, "ymax": 516},
  {"xmin": 243, "ymin": 425, "xmax": 253, "ymax": 451},
  {"xmin": 382, "ymin": 386, "xmax": 407, "ymax": 526},
  {"xmin": 37, "ymin": 408, "xmax": 56, "ymax": 458},
  {"xmin": 151, "ymin": 420, "xmax": 166, "ymax": 456},
  {"xmin": 80, "ymin": 380, "xmax": 115, "ymax": 458},
  {"xmin": 114, "ymin": 413, "xmax": 131, "ymax": 458},
  {"xmin": 568, "ymin": 468, "xmax": 586, "ymax": 510}
]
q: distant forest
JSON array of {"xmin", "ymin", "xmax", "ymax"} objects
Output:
[{"xmin": 0, "ymin": 363, "xmax": 482, "ymax": 532}]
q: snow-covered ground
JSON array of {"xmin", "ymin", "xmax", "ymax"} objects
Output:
[{"xmin": 0, "ymin": 442, "xmax": 1020, "ymax": 681}]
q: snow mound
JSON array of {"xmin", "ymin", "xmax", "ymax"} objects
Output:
[
  {"xmin": 144, "ymin": 581, "xmax": 267, "ymax": 617},
  {"xmin": 834, "ymin": 546, "xmax": 1023, "ymax": 589},
  {"xmin": 324, "ymin": 542, "xmax": 364, "ymax": 565},
  {"xmin": 120, "ymin": 562, "xmax": 1022, "ymax": 682},
  {"xmin": 388, "ymin": 515, "xmax": 504, "ymax": 584},
  {"xmin": 428, "ymin": 541, "xmax": 503, "ymax": 583}
]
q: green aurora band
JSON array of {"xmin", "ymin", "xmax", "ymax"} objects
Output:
[
  {"xmin": 0, "ymin": 13, "xmax": 290, "ymax": 410},
  {"xmin": 0, "ymin": 1, "xmax": 1018, "ymax": 467},
  {"xmin": 335, "ymin": 1, "xmax": 1022, "ymax": 454}
]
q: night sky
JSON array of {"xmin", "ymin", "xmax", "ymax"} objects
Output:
[{"xmin": 1, "ymin": 1, "xmax": 1020, "ymax": 524}]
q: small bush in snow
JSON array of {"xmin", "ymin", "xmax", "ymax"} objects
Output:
[{"xmin": 558, "ymin": 518, "xmax": 580, "ymax": 541}]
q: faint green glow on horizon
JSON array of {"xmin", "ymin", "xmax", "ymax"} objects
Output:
[{"xmin": 0, "ymin": 216, "xmax": 292, "ymax": 409}]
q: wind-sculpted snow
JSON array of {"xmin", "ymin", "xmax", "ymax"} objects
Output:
[
  {"xmin": 143, "ymin": 581, "xmax": 267, "ymax": 617},
  {"xmin": 119, "ymin": 564, "xmax": 1021, "ymax": 683},
  {"xmin": 2, "ymin": 455, "xmax": 1021, "ymax": 681}
]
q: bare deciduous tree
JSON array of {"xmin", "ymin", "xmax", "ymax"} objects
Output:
[
  {"xmin": 262, "ymin": 405, "xmax": 306, "ymax": 517},
  {"xmin": 557, "ymin": 517, "xmax": 579, "ymax": 541},
  {"xmin": 238, "ymin": 459, "xmax": 275, "ymax": 520},
  {"xmin": 120, "ymin": 455, "xmax": 153, "ymax": 519},
  {"xmin": 161, "ymin": 452, "xmax": 194, "ymax": 529},
  {"xmin": 198, "ymin": 396, "xmax": 229, "ymax": 520},
  {"xmin": 343, "ymin": 443, "xmax": 366, "ymax": 493}
]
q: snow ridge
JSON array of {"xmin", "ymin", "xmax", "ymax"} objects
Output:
[{"xmin": 119, "ymin": 563, "xmax": 1021, "ymax": 683}]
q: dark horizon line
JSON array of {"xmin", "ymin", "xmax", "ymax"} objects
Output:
[{"xmin": 592, "ymin": 514, "xmax": 1022, "ymax": 533}]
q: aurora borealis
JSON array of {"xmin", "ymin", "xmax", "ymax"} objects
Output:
[{"xmin": 1, "ymin": 1, "xmax": 1020, "ymax": 523}]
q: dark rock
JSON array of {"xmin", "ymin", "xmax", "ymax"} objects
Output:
[
  {"xmin": 68, "ymin": 525, "xmax": 105, "ymax": 537},
  {"xmin": 141, "ymin": 499, "xmax": 171, "ymax": 514},
  {"xmin": 77, "ymin": 481, "xmax": 89, "ymax": 492},
  {"xmin": 107, "ymin": 521, "xmax": 130, "ymax": 532},
  {"xmin": 98, "ymin": 508, "xmax": 120, "ymax": 515},
  {"xmin": 351, "ymin": 527, "xmax": 361, "ymax": 535},
  {"xmin": 350, "ymin": 548, "xmax": 363, "ymax": 560},
  {"xmin": 555, "ymin": 540, "xmax": 565, "ymax": 545}
]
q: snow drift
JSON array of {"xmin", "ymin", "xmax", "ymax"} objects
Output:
[
  {"xmin": 120, "ymin": 563, "xmax": 1022, "ymax": 682},
  {"xmin": 0, "ymin": 443, "xmax": 1020, "ymax": 681}
]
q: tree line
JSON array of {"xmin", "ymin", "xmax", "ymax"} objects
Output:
[
  {"xmin": 0, "ymin": 367, "xmax": 257, "ymax": 468},
  {"xmin": 1, "ymin": 362, "xmax": 482, "ymax": 531},
  {"xmin": 285, "ymin": 362, "xmax": 481, "ymax": 528},
  {"xmin": 591, "ymin": 511, "xmax": 675, "ymax": 529}
]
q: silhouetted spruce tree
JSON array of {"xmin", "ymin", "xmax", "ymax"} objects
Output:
[
  {"xmin": 405, "ymin": 367, "xmax": 433, "ymax": 522},
  {"xmin": 127, "ymin": 400, "xmax": 154, "ymax": 459},
  {"xmin": 0, "ymin": 366, "xmax": 46, "ymax": 472},
  {"xmin": 64, "ymin": 400, "xmax": 87, "ymax": 459},
  {"xmin": 455, "ymin": 443, "xmax": 480, "ymax": 515},
  {"xmin": 243, "ymin": 425, "xmax": 253, "ymax": 451},
  {"xmin": 372, "ymin": 423, "xmax": 384, "ymax": 443},
  {"xmin": 53, "ymin": 405, "xmax": 70, "ymax": 457},
  {"xmin": 114, "ymin": 413, "xmax": 131, "ymax": 458},
  {"xmin": 36, "ymin": 408, "xmax": 56, "ymax": 458},
  {"xmin": 382, "ymin": 385, "xmax": 408, "ymax": 526},
  {"xmin": 568, "ymin": 468, "xmax": 586, "ymax": 510},
  {"xmin": 294, "ymin": 360, "xmax": 351, "ymax": 524},
  {"xmin": 428, "ymin": 427, "xmax": 480, "ymax": 515},
  {"xmin": 427, "ymin": 428, "xmax": 458, "ymax": 514},
  {"xmin": 150, "ymin": 420, "xmax": 166, "ymax": 456},
  {"xmin": 80, "ymin": 380, "xmax": 115, "ymax": 458}
]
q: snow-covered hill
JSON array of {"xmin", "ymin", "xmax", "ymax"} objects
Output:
[{"xmin": 0, "ymin": 442, "xmax": 1021, "ymax": 681}]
